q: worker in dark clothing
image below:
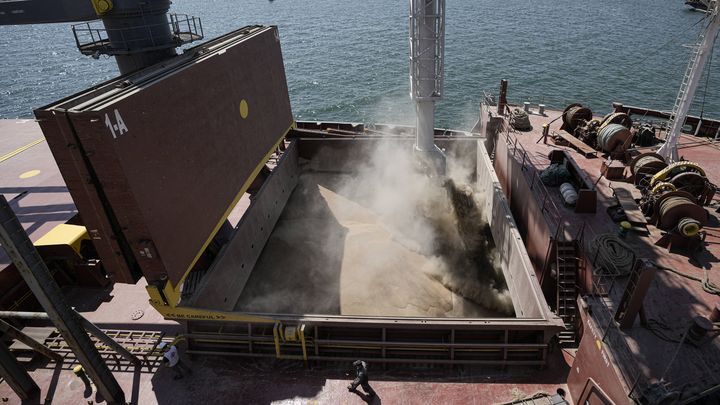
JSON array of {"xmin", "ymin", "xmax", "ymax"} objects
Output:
[{"xmin": 348, "ymin": 360, "xmax": 376, "ymax": 398}]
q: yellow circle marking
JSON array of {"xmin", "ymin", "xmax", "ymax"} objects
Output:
[
  {"xmin": 239, "ymin": 99, "xmax": 249, "ymax": 119},
  {"xmin": 19, "ymin": 170, "xmax": 40, "ymax": 179}
]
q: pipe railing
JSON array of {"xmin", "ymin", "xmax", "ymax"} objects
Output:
[
  {"xmin": 576, "ymin": 223, "xmax": 649, "ymax": 401},
  {"xmin": 72, "ymin": 14, "xmax": 203, "ymax": 55},
  {"xmin": 500, "ymin": 126, "xmax": 563, "ymax": 234}
]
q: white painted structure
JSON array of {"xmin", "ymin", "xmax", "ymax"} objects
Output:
[
  {"xmin": 409, "ymin": 0, "xmax": 446, "ymax": 172},
  {"xmin": 658, "ymin": 1, "xmax": 720, "ymax": 161}
]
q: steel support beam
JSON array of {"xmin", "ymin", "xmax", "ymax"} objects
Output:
[
  {"xmin": 0, "ymin": 196, "xmax": 125, "ymax": 404},
  {"xmin": 76, "ymin": 312, "xmax": 141, "ymax": 366},
  {"xmin": 0, "ymin": 339, "xmax": 39, "ymax": 400},
  {"xmin": 0, "ymin": 311, "xmax": 140, "ymax": 365},
  {"xmin": 0, "ymin": 318, "xmax": 62, "ymax": 362}
]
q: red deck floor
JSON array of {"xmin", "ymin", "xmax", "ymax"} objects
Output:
[{"xmin": 0, "ymin": 119, "xmax": 77, "ymax": 269}]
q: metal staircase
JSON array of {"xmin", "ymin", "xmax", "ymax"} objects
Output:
[
  {"xmin": 664, "ymin": 44, "xmax": 702, "ymax": 140},
  {"xmin": 556, "ymin": 240, "xmax": 579, "ymax": 345},
  {"xmin": 658, "ymin": 1, "xmax": 720, "ymax": 161}
]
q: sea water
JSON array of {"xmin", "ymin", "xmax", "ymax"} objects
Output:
[{"xmin": 1, "ymin": 0, "xmax": 718, "ymax": 129}]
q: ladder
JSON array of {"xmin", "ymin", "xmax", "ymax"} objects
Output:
[
  {"xmin": 556, "ymin": 240, "xmax": 579, "ymax": 345},
  {"xmin": 664, "ymin": 44, "xmax": 702, "ymax": 141},
  {"xmin": 615, "ymin": 261, "xmax": 643, "ymax": 323},
  {"xmin": 658, "ymin": 2, "xmax": 720, "ymax": 161}
]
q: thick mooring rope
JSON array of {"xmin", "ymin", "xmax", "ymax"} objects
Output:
[
  {"xmin": 652, "ymin": 262, "xmax": 720, "ymax": 296},
  {"xmin": 540, "ymin": 163, "xmax": 572, "ymax": 187},
  {"xmin": 589, "ymin": 234, "xmax": 635, "ymax": 276}
]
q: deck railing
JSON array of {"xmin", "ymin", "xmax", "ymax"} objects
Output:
[
  {"xmin": 499, "ymin": 125, "xmax": 563, "ymax": 235},
  {"xmin": 497, "ymin": 123, "xmax": 647, "ymax": 399},
  {"xmin": 579, "ymin": 222, "xmax": 646, "ymax": 400},
  {"xmin": 498, "ymin": 117, "xmax": 720, "ymax": 402},
  {"xmin": 72, "ymin": 13, "xmax": 203, "ymax": 56}
]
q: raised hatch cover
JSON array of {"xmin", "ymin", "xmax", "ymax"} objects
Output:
[{"xmin": 34, "ymin": 25, "xmax": 294, "ymax": 286}]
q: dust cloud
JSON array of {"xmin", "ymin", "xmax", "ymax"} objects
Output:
[
  {"xmin": 338, "ymin": 141, "xmax": 513, "ymax": 314},
  {"xmin": 236, "ymin": 140, "xmax": 514, "ymax": 317}
]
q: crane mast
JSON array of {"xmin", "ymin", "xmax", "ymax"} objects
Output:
[
  {"xmin": 658, "ymin": 1, "xmax": 720, "ymax": 162},
  {"xmin": 409, "ymin": 0, "xmax": 446, "ymax": 174}
]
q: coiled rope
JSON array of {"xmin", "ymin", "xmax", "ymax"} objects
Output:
[
  {"xmin": 589, "ymin": 234, "xmax": 635, "ymax": 276},
  {"xmin": 510, "ymin": 108, "xmax": 532, "ymax": 131},
  {"xmin": 540, "ymin": 163, "xmax": 572, "ymax": 186}
]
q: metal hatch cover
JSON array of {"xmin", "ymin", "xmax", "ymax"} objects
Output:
[{"xmin": 34, "ymin": 26, "xmax": 293, "ymax": 287}]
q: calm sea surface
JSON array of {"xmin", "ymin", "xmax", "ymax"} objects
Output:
[{"xmin": 1, "ymin": 0, "xmax": 719, "ymax": 129}]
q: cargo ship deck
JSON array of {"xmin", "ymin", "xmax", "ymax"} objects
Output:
[
  {"xmin": 0, "ymin": 118, "xmax": 571, "ymax": 404},
  {"xmin": 486, "ymin": 103, "xmax": 720, "ymax": 403},
  {"xmin": 5, "ymin": 92, "xmax": 720, "ymax": 403}
]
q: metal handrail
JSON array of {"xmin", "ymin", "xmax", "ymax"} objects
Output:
[
  {"xmin": 575, "ymin": 223, "xmax": 647, "ymax": 400},
  {"xmin": 501, "ymin": 126, "xmax": 563, "ymax": 234},
  {"xmin": 72, "ymin": 14, "xmax": 203, "ymax": 54},
  {"xmin": 496, "ymin": 109, "xmax": 662, "ymax": 400}
]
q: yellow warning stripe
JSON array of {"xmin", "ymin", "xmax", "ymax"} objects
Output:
[
  {"xmin": 0, "ymin": 138, "xmax": 45, "ymax": 164},
  {"xmin": 163, "ymin": 122, "xmax": 297, "ymax": 305}
]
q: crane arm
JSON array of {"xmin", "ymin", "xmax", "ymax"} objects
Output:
[{"xmin": 0, "ymin": 0, "xmax": 108, "ymax": 25}]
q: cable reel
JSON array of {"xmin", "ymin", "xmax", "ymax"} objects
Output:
[
  {"xmin": 678, "ymin": 217, "xmax": 701, "ymax": 237},
  {"xmin": 561, "ymin": 103, "xmax": 593, "ymax": 134},
  {"xmin": 630, "ymin": 152, "xmax": 668, "ymax": 187},
  {"xmin": 597, "ymin": 123, "xmax": 632, "ymax": 153},
  {"xmin": 652, "ymin": 191, "xmax": 708, "ymax": 233},
  {"xmin": 599, "ymin": 112, "xmax": 632, "ymax": 130}
]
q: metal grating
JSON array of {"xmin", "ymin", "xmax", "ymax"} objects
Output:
[{"xmin": 42, "ymin": 329, "xmax": 166, "ymax": 372}]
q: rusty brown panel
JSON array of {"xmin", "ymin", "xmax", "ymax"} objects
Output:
[
  {"xmin": 36, "ymin": 26, "xmax": 293, "ymax": 286},
  {"xmin": 65, "ymin": 115, "xmax": 166, "ymax": 283},
  {"xmin": 567, "ymin": 309, "xmax": 628, "ymax": 404},
  {"xmin": 80, "ymin": 26, "xmax": 291, "ymax": 285},
  {"xmin": 34, "ymin": 110, "xmax": 137, "ymax": 284}
]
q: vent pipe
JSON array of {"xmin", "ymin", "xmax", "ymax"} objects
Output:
[{"xmin": 409, "ymin": 0, "xmax": 446, "ymax": 174}]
